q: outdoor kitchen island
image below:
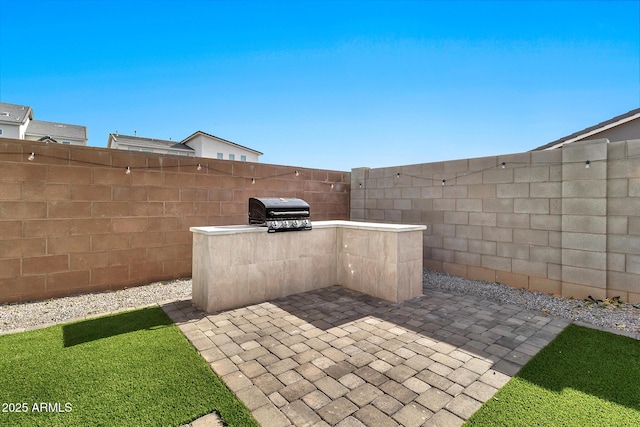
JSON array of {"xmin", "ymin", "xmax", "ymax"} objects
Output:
[{"xmin": 190, "ymin": 221, "xmax": 426, "ymax": 313}]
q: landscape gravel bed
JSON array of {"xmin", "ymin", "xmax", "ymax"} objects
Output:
[
  {"xmin": 0, "ymin": 279, "xmax": 191, "ymax": 334},
  {"xmin": 1, "ymin": 271, "xmax": 639, "ymax": 337}
]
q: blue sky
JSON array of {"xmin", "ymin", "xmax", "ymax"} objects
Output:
[{"xmin": 1, "ymin": 0, "xmax": 638, "ymax": 171}]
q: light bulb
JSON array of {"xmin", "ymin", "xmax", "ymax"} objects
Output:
[
  {"xmin": 251, "ymin": 178, "xmax": 256, "ymax": 184},
  {"xmin": 442, "ymin": 180, "xmax": 445, "ymax": 186},
  {"xmin": 585, "ymin": 160, "xmax": 590, "ymax": 169},
  {"xmin": 28, "ymin": 152, "xmax": 35, "ymax": 161},
  {"xmin": 125, "ymin": 167, "xmax": 131, "ymax": 175},
  {"xmin": 501, "ymin": 162, "xmax": 506, "ymax": 169},
  {"xmin": 197, "ymin": 163, "xmax": 202, "ymax": 171}
]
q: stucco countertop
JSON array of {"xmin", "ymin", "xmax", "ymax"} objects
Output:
[{"xmin": 190, "ymin": 220, "xmax": 427, "ymax": 236}]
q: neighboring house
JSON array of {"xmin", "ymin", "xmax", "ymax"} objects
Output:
[
  {"xmin": 107, "ymin": 133, "xmax": 195, "ymax": 156},
  {"xmin": 0, "ymin": 103, "xmax": 32, "ymax": 139},
  {"xmin": 0, "ymin": 102, "xmax": 88, "ymax": 145},
  {"xmin": 107, "ymin": 130, "xmax": 262, "ymax": 162},
  {"xmin": 534, "ymin": 107, "xmax": 640, "ymax": 150}
]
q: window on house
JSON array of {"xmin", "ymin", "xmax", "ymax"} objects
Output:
[
  {"xmin": 0, "ymin": 129, "xmax": 3, "ymax": 135},
  {"xmin": 217, "ymin": 153, "xmax": 223, "ymax": 160},
  {"xmin": 241, "ymin": 155, "xmax": 247, "ymax": 162},
  {"xmin": 229, "ymin": 154, "xmax": 235, "ymax": 161},
  {"xmin": 62, "ymin": 141, "xmax": 71, "ymax": 145}
]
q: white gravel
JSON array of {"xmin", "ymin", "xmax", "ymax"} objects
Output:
[
  {"xmin": 0, "ymin": 279, "xmax": 191, "ymax": 334},
  {"xmin": 1, "ymin": 271, "xmax": 639, "ymax": 337}
]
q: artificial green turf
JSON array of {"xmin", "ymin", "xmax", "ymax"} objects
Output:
[
  {"xmin": 0, "ymin": 307, "xmax": 259, "ymax": 427},
  {"xmin": 466, "ymin": 324, "xmax": 640, "ymax": 426}
]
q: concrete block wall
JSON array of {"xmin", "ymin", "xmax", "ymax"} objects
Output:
[
  {"xmin": 561, "ymin": 140, "xmax": 608, "ymax": 299},
  {"xmin": 607, "ymin": 139, "xmax": 640, "ymax": 302},
  {"xmin": 351, "ymin": 139, "xmax": 640, "ymax": 302},
  {"xmin": 0, "ymin": 137, "xmax": 350, "ymax": 303}
]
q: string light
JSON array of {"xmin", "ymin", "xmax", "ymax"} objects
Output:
[
  {"xmin": 251, "ymin": 178, "xmax": 256, "ymax": 184},
  {"xmin": 10, "ymin": 144, "xmax": 636, "ymax": 190},
  {"xmin": 13, "ymin": 148, "xmax": 328, "ymax": 182},
  {"xmin": 331, "ymin": 183, "xmax": 335, "ymax": 189}
]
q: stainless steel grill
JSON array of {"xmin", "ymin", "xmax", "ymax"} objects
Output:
[{"xmin": 248, "ymin": 197, "xmax": 312, "ymax": 232}]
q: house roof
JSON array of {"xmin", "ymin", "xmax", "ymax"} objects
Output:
[
  {"xmin": 0, "ymin": 102, "xmax": 33, "ymax": 125},
  {"xmin": 26, "ymin": 119, "xmax": 88, "ymax": 141},
  {"xmin": 181, "ymin": 130, "xmax": 263, "ymax": 155},
  {"xmin": 0, "ymin": 102, "xmax": 87, "ymax": 142},
  {"xmin": 108, "ymin": 134, "xmax": 195, "ymax": 153},
  {"xmin": 533, "ymin": 107, "xmax": 640, "ymax": 150}
]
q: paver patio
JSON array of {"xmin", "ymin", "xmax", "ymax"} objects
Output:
[{"xmin": 168, "ymin": 282, "xmax": 569, "ymax": 427}]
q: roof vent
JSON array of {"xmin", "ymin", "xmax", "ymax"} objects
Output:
[{"xmin": 0, "ymin": 112, "xmax": 9, "ymax": 117}]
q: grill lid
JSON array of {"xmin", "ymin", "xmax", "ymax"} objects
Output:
[{"xmin": 251, "ymin": 197, "xmax": 310, "ymax": 211}]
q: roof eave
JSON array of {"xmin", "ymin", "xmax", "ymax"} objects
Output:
[{"xmin": 534, "ymin": 108, "xmax": 640, "ymax": 151}]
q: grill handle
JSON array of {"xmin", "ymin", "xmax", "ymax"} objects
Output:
[{"xmin": 268, "ymin": 210, "xmax": 310, "ymax": 216}]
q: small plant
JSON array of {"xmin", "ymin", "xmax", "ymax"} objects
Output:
[
  {"xmin": 585, "ymin": 295, "xmax": 602, "ymax": 305},
  {"xmin": 585, "ymin": 295, "xmax": 625, "ymax": 308},
  {"xmin": 603, "ymin": 296, "xmax": 624, "ymax": 308}
]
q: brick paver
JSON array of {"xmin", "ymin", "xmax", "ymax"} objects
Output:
[{"xmin": 167, "ymin": 283, "xmax": 570, "ymax": 426}]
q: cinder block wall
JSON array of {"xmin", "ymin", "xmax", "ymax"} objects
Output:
[
  {"xmin": 351, "ymin": 139, "xmax": 640, "ymax": 303},
  {"xmin": 0, "ymin": 138, "xmax": 350, "ymax": 303},
  {"xmin": 607, "ymin": 139, "xmax": 640, "ymax": 302}
]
